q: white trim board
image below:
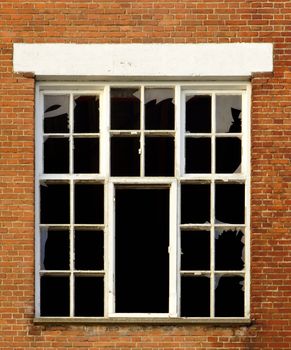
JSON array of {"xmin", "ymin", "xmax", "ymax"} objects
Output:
[{"xmin": 13, "ymin": 43, "xmax": 273, "ymax": 79}]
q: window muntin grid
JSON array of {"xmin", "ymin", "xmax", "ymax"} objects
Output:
[{"xmin": 35, "ymin": 83, "xmax": 250, "ymax": 320}]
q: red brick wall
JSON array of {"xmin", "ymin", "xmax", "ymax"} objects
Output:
[{"xmin": 0, "ymin": 1, "xmax": 290, "ymax": 349}]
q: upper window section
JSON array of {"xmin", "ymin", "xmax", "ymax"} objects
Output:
[
  {"xmin": 41, "ymin": 87, "xmax": 246, "ymax": 178},
  {"xmin": 110, "ymin": 87, "xmax": 175, "ymax": 177}
]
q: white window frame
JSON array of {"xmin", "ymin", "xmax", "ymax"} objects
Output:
[{"xmin": 35, "ymin": 81, "xmax": 251, "ymax": 321}]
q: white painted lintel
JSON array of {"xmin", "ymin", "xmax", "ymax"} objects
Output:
[{"xmin": 14, "ymin": 43, "xmax": 273, "ymax": 79}]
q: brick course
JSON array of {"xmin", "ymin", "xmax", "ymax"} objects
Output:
[{"xmin": 0, "ymin": 1, "xmax": 290, "ymax": 349}]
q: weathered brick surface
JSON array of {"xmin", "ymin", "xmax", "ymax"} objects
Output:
[{"xmin": 0, "ymin": 1, "xmax": 290, "ymax": 349}]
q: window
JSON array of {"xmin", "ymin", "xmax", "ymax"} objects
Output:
[{"xmin": 35, "ymin": 82, "xmax": 250, "ymax": 320}]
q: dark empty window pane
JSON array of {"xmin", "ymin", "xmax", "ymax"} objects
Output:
[
  {"xmin": 40, "ymin": 183, "xmax": 70, "ymax": 224},
  {"xmin": 111, "ymin": 88, "xmax": 140, "ymax": 130},
  {"xmin": 215, "ymin": 276, "xmax": 244, "ymax": 317},
  {"xmin": 74, "ymin": 95, "xmax": 99, "ymax": 133},
  {"xmin": 186, "ymin": 138, "xmax": 211, "ymax": 173},
  {"xmin": 145, "ymin": 88, "xmax": 174, "ymax": 130},
  {"xmin": 216, "ymin": 137, "xmax": 241, "ymax": 173},
  {"xmin": 181, "ymin": 231, "xmax": 210, "ymax": 270},
  {"xmin": 41, "ymin": 229, "xmax": 69, "ymax": 270},
  {"xmin": 44, "ymin": 95, "xmax": 69, "ymax": 133},
  {"xmin": 181, "ymin": 276, "xmax": 210, "ymax": 317},
  {"xmin": 74, "ymin": 138, "xmax": 99, "ymax": 173},
  {"xmin": 75, "ymin": 277, "xmax": 104, "ymax": 316},
  {"xmin": 44, "ymin": 137, "xmax": 69, "ymax": 174},
  {"xmin": 181, "ymin": 184, "xmax": 210, "ymax": 224},
  {"xmin": 75, "ymin": 230, "xmax": 103, "ymax": 270},
  {"xmin": 215, "ymin": 184, "xmax": 245, "ymax": 224},
  {"xmin": 215, "ymin": 229, "xmax": 244, "ymax": 271},
  {"xmin": 111, "ymin": 137, "xmax": 140, "ymax": 176},
  {"xmin": 75, "ymin": 184, "xmax": 104, "ymax": 224},
  {"xmin": 145, "ymin": 137, "xmax": 174, "ymax": 176},
  {"xmin": 41, "ymin": 276, "xmax": 69, "ymax": 316},
  {"xmin": 115, "ymin": 188, "xmax": 169, "ymax": 313},
  {"xmin": 216, "ymin": 95, "xmax": 242, "ymax": 133},
  {"xmin": 186, "ymin": 95, "xmax": 211, "ymax": 133}
]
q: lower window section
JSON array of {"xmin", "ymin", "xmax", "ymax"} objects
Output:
[
  {"xmin": 39, "ymin": 182, "xmax": 246, "ymax": 318},
  {"xmin": 115, "ymin": 187, "xmax": 169, "ymax": 313}
]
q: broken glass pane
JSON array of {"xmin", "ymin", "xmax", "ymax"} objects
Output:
[
  {"xmin": 41, "ymin": 276, "xmax": 70, "ymax": 316},
  {"xmin": 74, "ymin": 137, "xmax": 99, "ymax": 173},
  {"xmin": 181, "ymin": 184, "xmax": 210, "ymax": 224},
  {"xmin": 215, "ymin": 275, "xmax": 244, "ymax": 317},
  {"xmin": 145, "ymin": 88, "xmax": 174, "ymax": 130},
  {"xmin": 75, "ymin": 184, "xmax": 104, "ymax": 224},
  {"xmin": 111, "ymin": 137, "xmax": 140, "ymax": 176},
  {"xmin": 111, "ymin": 88, "xmax": 140, "ymax": 130},
  {"xmin": 216, "ymin": 137, "xmax": 241, "ymax": 174},
  {"xmin": 216, "ymin": 95, "xmax": 242, "ymax": 133},
  {"xmin": 181, "ymin": 231, "xmax": 210, "ymax": 270},
  {"xmin": 44, "ymin": 137, "xmax": 69, "ymax": 174},
  {"xmin": 44, "ymin": 95, "xmax": 69, "ymax": 134},
  {"xmin": 75, "ymin": 230, "xmax": 103, "ymax": 270},
  {"xmin": 75, "ymin": 277, "xmax": 104, "ymax": 316},
  {"xmin": 145, "ymin": 137, "xmax": 174, "ymax": 176},
  {"xmin": 74, "ymin": 95, "xmax": 99, "ymax": 133},
  {"xmin": 186, "ymin": 137, "xmax": 211, "ymax": 173},
  {"xmin": 115, "ymin": 188, "xmax": 169, "ymax": 313},
  {"xmin": 186, "ymin": 95, "xmax": 211, "ymax": 133},
  {"xmin": 181, "ymin": 276, "xmax": 210, "ymax": 317},
  {"xmin": 215, "ymin": 184, "xmax": 245, "ymax": 224},
  {"xmin": 215, "ymin": 229, "xmax": 244, "ymax": 270},
  {"xmin": 41, "ymin": 229, "xmax": 69, "ymax": 270},
  {"xmin": 40, "ymin": 183, "xmax": 70, "ymax": 224}
]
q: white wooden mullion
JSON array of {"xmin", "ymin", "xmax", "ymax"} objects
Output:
[
  {"xmin": 211, "ymin": 93, "xmax": 216, "ymax": 175},
  {"xmin": 107, "ymin": 181, "xmax": 115, "ymax": 316},
  {"xmin": 103, "ymin": 180, "xmax": 109, "ymax": 317},
  {"xmin": 243, "ymin": 86, "xmax": 251, "ymax": 318},
  {"xmin": 175, "ymin": 85, "xmax": 181, "ymax": 178},
  {"xmin": 101, "ymin": 85, "xmax": 110, "ymax": 178},
  {"xmin": 169, "ymin": 180, "xmax": 178, "ymax": 316},
  {"xmin": 102, "ymin": 85, "xmax": 110, "ymax": 316},
  {"xmin": 69, "ymin": 179, "xmax": 74, "ymax": 317},
  {"xmin": 180, "ymin": 91, "xmax": 185, "ymax": 177},
  {"xmin": 68, "ymin": 94, "xmax": 75, "ymax": 317},
  {"xmin": 175, "ymin": 85, "xmax": 182, "ymax": 316},
  {"xmin": 210, "ymin": 179, "xmax": 215, "ymax": 318},
  {"xmin": 35, "ymin": 87, "xmax": 43, "ymax": 317},
  {"xmin": 140, "ymin": 86, "xmax": 145, "ymax": 177},
  {"xmin": 210, "ymin": 93, "xmax": 216, "ymax": 318},
  {"xmin": 69, "ymin": 93, "xmax": 74, "ymax": 175}
]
